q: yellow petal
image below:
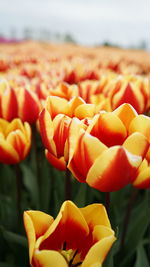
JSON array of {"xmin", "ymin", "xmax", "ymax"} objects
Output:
[
  {"xmin": 68, "ymin": 96, "xmax": 85, "ymax": 117},
  {"xmin": 23, "ymin": 211, "xmax": 54, "ymax": 264},
  {"xmin": 5, "ymin": 118, "xmax": 25, "ymax": 136},
  {"xmin": 74, "ymin": 104, "xmax": 96, "ymax": 119},
  {"xmin": 82, "ymin": 226, "xmax": 116, "ymax": 267},
  {"xmin": 113, "ymin": 103, "xmax": 137, "ymax": 129},
  {"xmin": 80, "ymin": 204, "xmax": 111, "ymax": 230},
  {"xmin": 123, "ymin": 132, "xmax": 149, "ymax": 158},
  {"xmin": 6, "ymin": 130, "xmax": 28, "ymax": 160},
  {"xmin": 133, "ymin": 166, "xmax": 150, "ymax": 189},
  {"xmin": 34, "ymin": 250, "xmax": 68, "ymax": 267},
  {"xmin": 129, "ymin": 115, "xmax": 150, "ymax": 141},
  {"xmin": 45, "ymin": 96, "xmax": 69, "ymax": 119}
]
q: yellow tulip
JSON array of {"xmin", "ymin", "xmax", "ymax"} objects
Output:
[
  {"xmin": 0, "ymin": 118, "xmax": 31, "ymax": 164},
  {"xmin": 24, "ymin": 201, "xmax": 116, "ymax": 267}
]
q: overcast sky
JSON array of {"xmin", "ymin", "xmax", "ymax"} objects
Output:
[{"xmin": 0, "ymin": 0, "xmax": 150, "ymax": 48}]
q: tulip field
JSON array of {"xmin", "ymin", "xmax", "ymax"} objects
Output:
[{"xmin": 0, "ymin": 41, "xmax": 150, "ymax": 267}]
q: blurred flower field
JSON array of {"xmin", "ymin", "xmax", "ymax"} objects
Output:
[{"xmin": 0, "ymin": 41, "xmax": 150, "ymax": 267}]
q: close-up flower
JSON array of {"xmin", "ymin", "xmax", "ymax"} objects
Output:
[
  {"xmin": 24, "ymin": 201, "xmax": 116, "ymax": 267},
  {"xmin": 39, "ymin": 108, "xmax": 83, "ymax": 170},
  {"xmin": 105, "ymin": 75, "xmax": 150, "ymax": 114},
  {"xmin": 14, "ymin": 86, "xmax": 41, "ymax": 124},
  {"xmin": 0, "ymin": 79, "xmax": 18, "ymax": 121},
  {"xmin": 0, "ymin": 118, "xmax": 31, "ymax": 164},
  {"xmin": 67, "ymin": 104, "xmax": 150, "ymax": 191}
]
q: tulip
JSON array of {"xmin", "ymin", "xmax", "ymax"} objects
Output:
[
  {"xmin": 106, "ymin": 75, "xmax": 150, "ymax": 114},
  {"xmin": 48, "ymin": 81, "xmax": 111, "ymax": 112},
  {"xmin": 0, "ymin": 118, "xmax": 31, "ymax": 164},
  {"xmin": 24, "ymin": 200, "xmax": 116, "ymax": 267},
  {"xmin": 67, "ymin": 104, "xmax": 150, "ymax": 192},
  {"xmin": 39, "ymin": 108, "xmax": 83, "ymax": 171},
  {"xmin": 0, "ymin": 79, "xmax": 18, "ymax": 121},
  {"xmin": 39, "ymin": 94, "xmax": 105, "ymax": 170},
  {"xmin": 43, "ymin": 95, "xmax": 104, "ymax": 121},
  {"xmin": 15, "ymin": 86, "xmax": 41, "ymax": 124},
  {"xmin": 49, "ymin": 82, "xmax": 78, "ymax": 100}
]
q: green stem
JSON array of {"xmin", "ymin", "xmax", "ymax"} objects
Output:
[
  {"xmin": 65, "ymin": 168, "xmax": 72, "ymax": 200},
  {"xmin": 15, "ymin": 164, "xmax": 22, "ymax": 221},
  {"xmin": 105, "ymin": 192, "xmax": 110, "ymax": 216},
  {"xmin": 32, "ymin": 126, "xmax": 41, "ymax": 191},
  {"xmin": 120, "ymin": 188, "xmax": 138, "ymax": 251}
]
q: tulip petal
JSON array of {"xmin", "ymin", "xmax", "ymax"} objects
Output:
[
  {"xmin": 17, "ymin": 87, "xmax": 41, "ymax": 124},
  {"xmin": 66, "ymin": 117, "xmax": 86, "ymax": 163},
  {"xmin": 133, "ymin": 166, "xmax": 150, "ymax": 189},
  {"xmin": 53, "ymin": 114, "xmax": 71, "ymax": 158},
  {"xmin": 1, "ymin": 88, "xmax": 18, "ymax": 121},
  {"xmin": 74, "ymin": 104, "xmax": 96, "ymax": 119},
  {"xmin": 34, "ymin": 250, "xmax": 68, "ymax": 267},
  {"xmin": 5, "ymin": 118, "xmax": 25, "ymax": 135},
  {"xmin": 46, "ymin": 96, "xmax": 69, "ymax": 119},
  {"xmin": 123, "ymin": 132, "xmax": 149, "ymax": 158},
  {"xmin": 88, "ymin": 113, "xmax": 127, "ymax": 147},
  {"xmin": 39, "ymin": 109, "xmax": 56, "ymax": 155},
  {"xmin": 68, "ymin": 96, "xmax": 85, "ymax": 117},
  {"xmin": 68, "ymin": 131, "xmax": 107, "ymax": 183},
  {"xmin": 112, "ymin": 83, "xmax": 144, "ymax": 113},
  {"xmin": 0, "ymin": 118, "xmax": 9, "ymax": 134},
  {"xmin": 113, "ymin": 103, "xmax": 137, "ymax": 129},
  {"xmin": 80, "ymin": 204, "xmax": 111, "ymax": 230},
  {"xmin": 23, "ymin": 211, "xmax": 54, "ymax": 264},
  {"xmin": 133, "ymin": 160, "xmax": 150, "ymax": 189},
  {"xmin": 6, "ymin": 130, "xmax": 28, "ymax": 160},
  {"xmin": 86, "ymin": 146, "xmax": 142, "ymax": 192},
  {"xmin": 129, "ymin": 115, "xmax": 150, "ymax": 141},
  {"xmin": 46, "ymin": 150, "xmax": 66, "ymax": 171},
  {"xmin": 82, "ymin": 226, "xmax": 116, "ymax": 267},
  {"xmin": 0, "ymin": 138, "xmax": 19, "ymax": 164},
  {"xmin": 79, "ymin": 205, "xmax": 113, "ymax": 260},
  {"xmin": 39, "ymin": 201, "xmax": 89, "ymax": 251}
]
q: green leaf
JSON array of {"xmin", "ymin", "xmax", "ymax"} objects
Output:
[
  {"xmin": 134, "ymin": 244, "xmax": 149, "ymax": 267},
  {"xmin": 119, "ymin": 198, "xmax": 150, "ymax": 267},
  {"xmin": 39, "ymin": 159, "xmax": 51, "ymax": 212},
  {"xmin": 74, "ymin": 183, "xmax": 87, "ymax": 207},
  {"xmin": 20, "ymin": 163, "xmax": 40, "ymax": 209},
  {"xmin": 2, "ymin": 229, "xmax": 27, "ymax": 248}
]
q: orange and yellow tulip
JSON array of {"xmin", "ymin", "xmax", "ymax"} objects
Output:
[
  {"xmin": 0, "ymin": 118, "xmax": 31, "ymax": 164},
  {"xmin": 24, "ymin": 200, "xmax": 116, "ymax": 267},
  {"xmin": 67, "ymin": 104, "xmax": 150, "ymax": 192},
  {"xmin": 0, "ymin": 80, "xmax": 41, "ymax": 124},
  {"xmin": 15, "ymin": 86, "xmax": 41, "ymax": 124},
  {"xmin": 106, "ymin": 75, "xmax": 150, "ymax": 114},
  {"xmin": 39, "ymin": 108, "xmax": 83, "ymax": 170},
  {"xmin": 49, "ymin": 82, "xmax": 78, "ymax": 101},
  {"xmin": 42, "ymin": 95, "xmax": 104, "ymax": 121},
  {"xmin": 39, "ymin": 94, "xmax": 106, "ymax": 170},
  {"xmin": 0, "ymin": 80, "xmax": 18, "ymax": 121}
]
